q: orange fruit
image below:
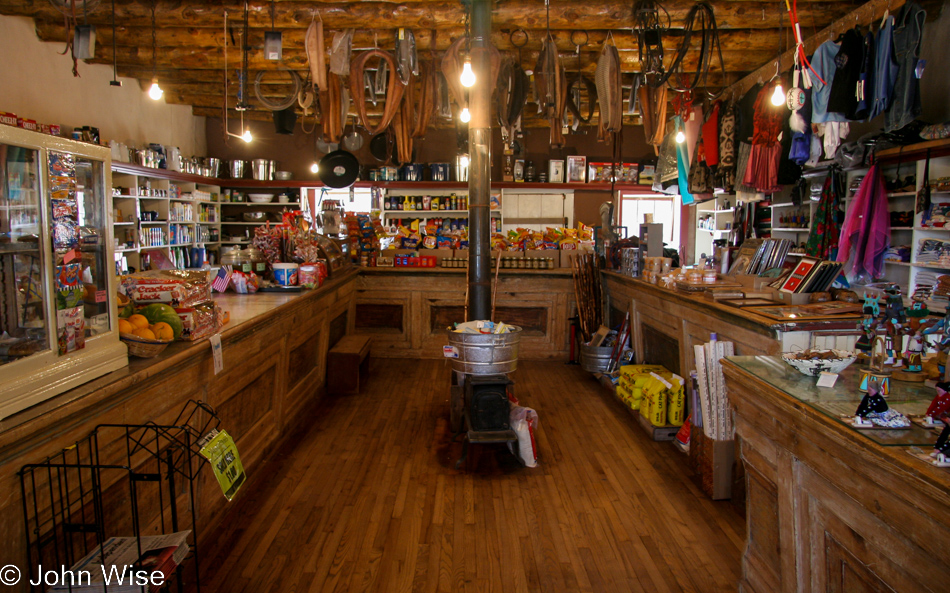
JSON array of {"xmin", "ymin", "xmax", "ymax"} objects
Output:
[
  {"xmin": 151, "ymin": 322, "xmax": 174, "ymax": 341},
  {"xmin": 118, "ymin": 319, "xmax": 133, "ymax": 334},
  {"xmin": 132, "ymin": 327, "xmax": 156, "ymax": 340},
  {"xmin": 128, "ymin": 314, "xmax": 149, "ymax": 330}
]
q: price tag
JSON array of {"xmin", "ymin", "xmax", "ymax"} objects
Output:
[
  {"xmin": 443, "ymin": 345, "xmax": 459, "ymax": 359},
  {"xmin": 63, "ymin": 249, "xmax": 78, "ymax": 263},
  {"xmin": 95, "ymin": 289, "xmax": 107, "ymax": 303},
  {"xmin": 210, "ymin": 333, "xmax": 224, "ymax": 375},
  {"xmin": 816, "ymin": 372, "xmax": 838, "ymax": 388}
]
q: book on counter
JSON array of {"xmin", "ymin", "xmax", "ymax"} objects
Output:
[
  {"xmin": 728, "ymin": 238, "xmax": 793, "ymax": 276},
  {"xmin": 50, "ymin": 531, "xmax": 190, "ymax": 593},
  {"xmin": 778, "ymin": 257, "xmax": 842, "ymax": 293}
]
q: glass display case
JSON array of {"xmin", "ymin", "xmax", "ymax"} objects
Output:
[{"xmin": 0, "ymin": 125, "xmax": 127, "ymax": 420}]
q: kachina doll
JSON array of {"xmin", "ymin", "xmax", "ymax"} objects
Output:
[
  {"xmin": 855, "ymin": 294, "xmax": 881, "ymax": 354},
  {"xmin": 904, "ymin": 332, "xmax": 925, "ymax": 372}
]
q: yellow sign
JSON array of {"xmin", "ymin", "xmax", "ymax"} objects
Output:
[{"xmin": 198, "ymin": 429, "xmax": 245, "ymax": 501}]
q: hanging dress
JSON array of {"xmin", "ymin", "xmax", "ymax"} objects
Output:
[{"xmin": 742, "ymin": 80, "xmax": 784, "ymax": 193}]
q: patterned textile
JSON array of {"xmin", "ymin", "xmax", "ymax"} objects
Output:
[
  {"xmin": 805, "ymin": 175, "xmax": 841, "ymax": 260},
  {"xmin": 688, "ymin": 137, "xmax": 714, "ymax": 194},
  {"xmin": 837, "ymin": 164, "xmax": 891, "ymax": 281},
  {"xmin": 714, "ymin": 102, "xmax": 737, "ymax": 192}
]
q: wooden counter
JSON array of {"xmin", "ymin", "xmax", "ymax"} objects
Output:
[
  {"xmin": 354, "ymin": 268, "xmax": 575, "ymax": 360},
  {"xmin": 0, "ymin": 268, "xmax": 358, "ymax": 581},
  {"xmin": 723, "ymin": 356, "xmax": 950, "ymax": 593},
  {"xmin": 602, "ymin": 272, "xmax": 862, "ymax": 376}
]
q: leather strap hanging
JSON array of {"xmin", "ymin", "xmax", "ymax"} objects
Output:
[
  {"xmin": 495, "ymin": 57, "xmax": 529, "ymax": 143},
  {"xmin": 350, "ymin": 50, "xmax": 405, "ymax": 136},
  {"xmin": 566, "ymin": 75, "xmax": 597, "ymax": 125},
  {"xmin": 393, "ymin": 63, "xmax": 435, "ymax": 164},
  {"xmin": 595, "ymin": 43, "xmax": 622, "ymax": 140},
  {"xmin": 306, "ymin": 14, "xmax": 327, "ymax": 92},
  {"xmin": 320, "ymin": 72, "xmax": 346, "ymax": 143},
  {"xmin": 535, "ymin": 36, "xmax": 567, "ymax": 148}
]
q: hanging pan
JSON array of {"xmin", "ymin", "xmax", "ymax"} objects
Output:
[
  {"xmin": 318, "ymin": 149, "xmax": 360, "ymax": 188},
  {"xmin": 369, "ymin": 131, "xmax": 393, "ymax": 163},
  {"xmin": 342, "ymin": 114, "xmax": 364, "ymax": 151}
]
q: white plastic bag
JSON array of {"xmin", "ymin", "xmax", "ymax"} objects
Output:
[{"xmin": 508, "ymin": 406, "xmax": 540, "ymax": 467}]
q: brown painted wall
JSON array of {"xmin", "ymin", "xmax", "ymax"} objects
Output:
[{"xmin": 206, "ymin": 118, "xmax": 657, "ymax": 227}]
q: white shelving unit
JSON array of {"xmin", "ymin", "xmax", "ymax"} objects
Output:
[
  {"xmin": 218, "ymin": 188, "xmax": 303, "ymax": 247},
  {"xmin": 694, "ymin": 194, "xmax": 734, "ymax": 258},
  {"xmin": 111, "ymin": 169, "xmax": 220, "ymax": 273}
]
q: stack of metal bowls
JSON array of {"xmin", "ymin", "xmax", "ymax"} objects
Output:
[{"xmin": 230, "ymin": 160, "xmax": 247, "ymax": 179}]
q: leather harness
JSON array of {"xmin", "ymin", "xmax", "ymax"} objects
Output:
[
  {"xmin": 350, "ymin": 50, "xmax": 405, "ymax": 137},
  {"xmin": 535, "ymin": 36, "xmax": 567, "ymax": 149}
]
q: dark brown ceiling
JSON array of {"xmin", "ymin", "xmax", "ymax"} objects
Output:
[{"xmin": 1, "ymin": 0, "xmax": 871, "ymax": 127}]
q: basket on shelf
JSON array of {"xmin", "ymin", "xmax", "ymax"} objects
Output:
[{"xmin": 120, "ymin": 333, "xmax": 172, "ymax": 358}]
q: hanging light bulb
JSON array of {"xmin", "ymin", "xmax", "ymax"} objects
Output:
[
  {"xmin": 148, "ymin": 78, "xmax": 163, "ymax": 101},
  {"xmin": 310, "ymin": 162, "xmax": 319, "ymax": 174},
  {"xmin": 242, "ymin": 130, "xmax": 253, "ymax": 143},
  {"xmin": 675, "ymin": 130, "xmax": 685, "ymax": 143},
  {"xmin": 459, "ymin": 107, "xmax": 471, "ymax": 123},
  {"xmin": 771, "ymin": 83, "xmax": 786, "ymax": 106},
  {"xmin": 460, "ymin": 58, "xmax": 476, "ymax": 88}
]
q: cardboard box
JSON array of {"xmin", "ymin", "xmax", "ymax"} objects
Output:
[
  {"xmin": 423, "ymin": 248, "xmax": 454, "ymax": 264},
  {"xmin": 769, "ymin": 288, "xmax": 813, "ymax": 305},
  {"xmin": 560, "ymin": 249, "xmax": 593, "ymax": 268},
  {"xmin": 732, "ymin": 273, "xmax": 773, "ymax": 290}
]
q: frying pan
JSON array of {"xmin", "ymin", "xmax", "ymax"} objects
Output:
[
  {"xmin": 342, "ymin": 114, "xmax": 364, "ymax": 151},
  {"xmin": 369, "ymin": 132, "xmax": 393, "ymax": 163},
  {"xmin": 319, "ymin": 149, "xmax": 360, "ymax": 188}
]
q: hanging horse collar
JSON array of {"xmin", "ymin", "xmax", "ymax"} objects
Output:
[{"xmin": 349, "ymin": 49, "xmax": 405, "ymax": 136}]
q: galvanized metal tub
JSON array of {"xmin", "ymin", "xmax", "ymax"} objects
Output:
[
  {"xmin": 446, "ymin": 326, "xmax": 522, "ymax": 375},
  {"xmin": 580, "ymin": 343, "xmax": 614, "ymax": 373}
]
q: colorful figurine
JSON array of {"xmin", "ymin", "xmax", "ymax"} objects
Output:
[{"xmin": 904, "ymin": 332, "xmax": 925, "ymax": 372}]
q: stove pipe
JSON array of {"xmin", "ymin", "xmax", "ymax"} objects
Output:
[{"xmin": 467, "ymin": 0, "xmax": 492, "ymax": 321}]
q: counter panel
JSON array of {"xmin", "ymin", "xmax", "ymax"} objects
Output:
[
  {"xmin": 355, "ymin": 269, "xmax": 574, "ymax": 360},
  {"xmin": 0, "ymin": 270, "xmax": 358, "ymax": 583},
  {"xmin": 723, "ymin": 357, "xmax": 950, "ymax": 593}
]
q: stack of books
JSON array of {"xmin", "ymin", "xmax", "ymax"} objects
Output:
[
  {"xmin": 772, "ymin": 257, "xmax": 844, "ymax": 293},
  {"xmin": 727, "ymin": 238, "xmax": 794, "ymax": 276}
]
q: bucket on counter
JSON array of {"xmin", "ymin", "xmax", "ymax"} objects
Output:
[
  {"xmin": 273, "ymin": 262, "xmax": 299, "ymax": 286},
  {"xmin": 580, "ymin": 343, "xmax": 614, "ymax": 372}
]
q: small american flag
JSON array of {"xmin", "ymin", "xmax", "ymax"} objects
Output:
[{"xmin": 212, "ymin": 265, "xmax": 233, "ymax": 292}]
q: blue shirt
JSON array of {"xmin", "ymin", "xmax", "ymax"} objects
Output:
[{"xmin": 810, "ymin": 40, "xmax": 848, "ymax": 123}]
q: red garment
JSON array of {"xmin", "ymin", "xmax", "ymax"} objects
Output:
[
  {"xmin": 751, "ymin": 81, "xmax": 785, "ymax": 145},
  {"xmin": 702, "ymin": 103, "xmax": 720, "ymax": 166},
  {"xmin": 743, "ymin": 82, "xmax": 785, "ymax": 192}
]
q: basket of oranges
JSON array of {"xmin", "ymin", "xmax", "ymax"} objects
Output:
[{"xmin": 118, "ymin": 313, "xmax": 175, "ymax": 358}]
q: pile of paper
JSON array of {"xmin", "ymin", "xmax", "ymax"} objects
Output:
[
  {"xmin": 450, "ymin": 320, "xmax": 516, "ymax": 334},
  {"xmin": 51, "ymin": 531, "xmax": 190, "ymax": 593},
  {"xmin": 693, "ymin": 337, "xmax": 735, "ymax": 441}
]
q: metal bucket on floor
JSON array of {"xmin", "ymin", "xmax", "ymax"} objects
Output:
[
  {"xmin": 580, "ymin": 343, "xmax": 614, "ymax": 372},
  {"xmin": 446, "ymin": 326, "xmax": 522, "ymax": 375}
]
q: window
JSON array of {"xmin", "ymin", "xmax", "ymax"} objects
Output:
[
  {"xmin": 618, "ymin": 193, "xmax": 680, "ymax": 248},
  {"xmin": 317, "ymin": 187, "xmax": 376, "ymax": 213}
]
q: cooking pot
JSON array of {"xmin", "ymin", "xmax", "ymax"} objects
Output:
[
  {"xmin": 318, "ymin": 149, "xmax": 360, "ymax": 188},
  {"xmin": 204, "ymin": 157, "xmax": 223, "ymax": 178},
  {"xmin": 400, "ymin": 164, "xmax": 423, "ymax": 181},
  {"xmin": 251, "ymin": 159, "xmax": 269, "ymax": 180},
  {"xmin": 230, "ymin": 160, "xmax": 247, "ymax": 179},
  {"xmin": 429, "ymin": 163, "xmax": 450, "ymax": 182}
]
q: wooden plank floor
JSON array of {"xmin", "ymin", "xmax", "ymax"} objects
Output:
[{"xmin": 198, "ymin": 358, "xmax": 745, "ymax": 593}]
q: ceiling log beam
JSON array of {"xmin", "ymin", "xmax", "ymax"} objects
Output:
[{"xmin": 0, "ymin": 1, "xmax": 855, "ymax": 31}]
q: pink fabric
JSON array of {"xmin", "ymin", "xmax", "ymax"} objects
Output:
[{"xmin": 837, "ymin": 164, "xmax": 891, "ymax": 280}]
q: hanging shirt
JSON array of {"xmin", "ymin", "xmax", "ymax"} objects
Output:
[
  {"xmin": 885, "ymin": 2, "xmax": 927, "ymax": 132},
  {"xmin": 869, "ymin": 15, "xmax": 898, "ymax": 120},
  {"xmin": 828, "ymin": 28, "xmax": 864, "ymax": 119},
  {"xmin": 810, "ymin": 40, "xmax": 848, "ymax": 123}
]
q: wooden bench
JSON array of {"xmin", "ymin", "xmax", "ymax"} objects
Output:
[{"xmin": 327, "ymin": 335, "xmax": 372, "ymax": 395}]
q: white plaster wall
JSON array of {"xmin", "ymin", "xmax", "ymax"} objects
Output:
[{"xmin": 0, "ymin": 15, "xmax": 205, "ymax": 156}]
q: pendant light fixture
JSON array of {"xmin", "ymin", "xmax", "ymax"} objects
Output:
[
  {"xmin": 459, "ymin": 106, "xmax": 471, "ymax": 123},
  {"xmin": 459, "ymin": 6, "xmax": 475, "ymax": 88},
  {"xmin": 108, "ymin": 0, "xmax": 120, "ymax": 86},
  {"xmin": 769, "ymin": 12, "xmax": 786, "ymax": 108},
  {"xmin": 147, "ymin": 1, "xmax": 162, "ymax": 100},
  {"xmin": 223, "ymin": 9, "xmax": 253, "ymax": 143}
]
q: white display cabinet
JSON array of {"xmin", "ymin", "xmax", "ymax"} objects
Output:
[{"xmin": 0, "ymin": 125, "xmax": 127, "ymax": 420}]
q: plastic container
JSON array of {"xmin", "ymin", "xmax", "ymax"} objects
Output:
[
  {"xmin": 298, "ymin": 263, "xmax": 320, "ymax": 288},
  {"xmin": 272, "ymin": 262, "xmax": 298, "ymax": 285},
  {"xmin": 273, "ymin": 262, "xmax": 299, "ymax": 286},
  {"xmin": 445, "ymin": 326, "xmax": 522, "ymax": 375}
]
